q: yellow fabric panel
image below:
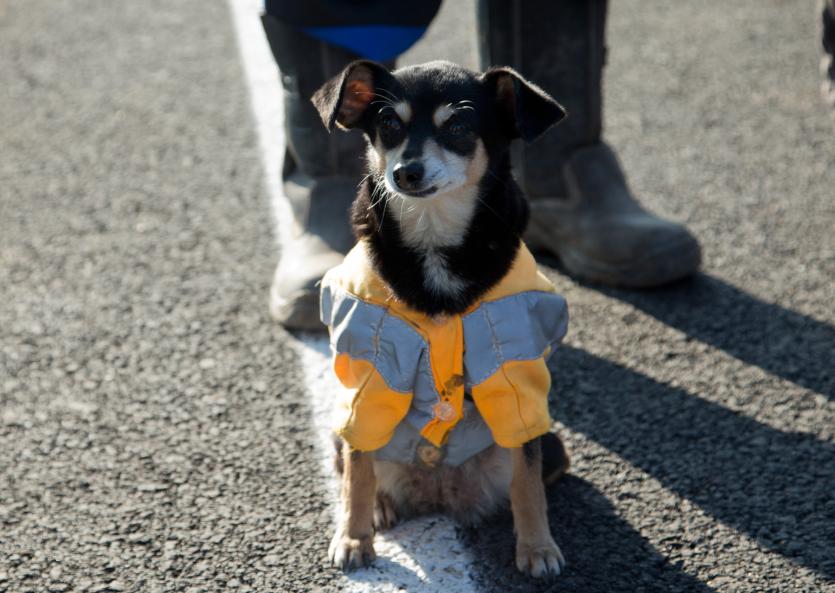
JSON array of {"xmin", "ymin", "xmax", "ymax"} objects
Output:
[
  {"xmin": 325, "ymin": 240, "xmax": 554, "ymax": 326},
  {"xmin": 418, "ymin": 315, "xmax": 465, "ymax": 447},
  {"xmin": 333, "ymin": 353, "xmax": 413, "ymax": 452},
  {"xmin": 470, "ymin": 357, "xmax": 553, "ymax": 448},
  {"xmin": 474, "ymin": 243, "xmax": 558, "ymax": 308},
  {"xmin": 322, "ymin": 242, "xmax": 393, "ymax": 308},
  {"xmin": 322, "ymin": 241, "xmax": 434, "ymax": 334}
]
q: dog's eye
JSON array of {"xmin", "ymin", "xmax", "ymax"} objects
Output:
[
  {"xmin": 379, "ymin": 114, "xmax": 402, "ymax": 133},
  {"xmin": 447, "ymin": 121, "xmax": 468, "ymax": 136}
]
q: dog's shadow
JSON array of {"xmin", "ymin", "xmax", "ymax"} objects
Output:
[
  {"xmin": 548, "ymin": 346, "xmax": 835, "ymax": 584},
  {"xmin": 463, "ymin": 344, "xmax": 835, "ymax": 591},
  {"xmin": 461, "ymin": 473, "xmax": 718, "ymax": 593}
]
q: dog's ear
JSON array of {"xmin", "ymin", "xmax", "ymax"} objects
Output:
[
  {"xmin": 312, "ymin": 60, "xmax": 392, "ymax": 132},
  {"xmin": 482, "ymin": 67, "xmax": 566, "ymax": 142}
]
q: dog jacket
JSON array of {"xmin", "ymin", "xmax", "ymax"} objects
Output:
[{"xmin": 320, "ymin": 240, "xmax": 568, "ymax": 466}]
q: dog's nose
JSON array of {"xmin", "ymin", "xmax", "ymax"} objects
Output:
[{"xmin": 393, "ymin": 161, "xmax": 425, "ymax": 192}]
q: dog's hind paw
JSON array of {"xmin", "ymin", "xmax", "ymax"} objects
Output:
[
  {"xmin": 328, "ymin": 529, "xmax": 376, "ymax": 571},
  {"xmin": 515, "ymin": 537, "xmax": 565, "ymax": 578},
  {"xmin": 373, "ymin": 492, "xmax": 399, "ymax": 531}
]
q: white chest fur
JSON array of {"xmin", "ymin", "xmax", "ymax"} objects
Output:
[
  {"xmin": 391, "ymin": 185, "xmax": 478, "ymax": 249},
  {"xmin": 390, "ymin": 189, "xmax": 476, "ymax": 297}
]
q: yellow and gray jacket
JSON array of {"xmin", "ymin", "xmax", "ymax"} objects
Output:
[{"xmin": 320, "ymin": 240, "xmax": 568, "ymax": 467}]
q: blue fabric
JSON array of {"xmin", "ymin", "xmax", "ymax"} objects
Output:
[
  {"xmin": 376, "ymin": 400, "xmax": 496, "ymax": 467},
  {"xmin": 403, "ymin": 347, "xmax": 442, "ymax": 429},
  {"xmin": 322, "ymin": 285, "xmax": 424, "ymax": 394},
  {"xmin": 302, "ymin": 25, "xmax": 427, "ymax": 61},
  {"xmin": 462, "ymin": 291, "xmax": 569, "ymax": 386}
]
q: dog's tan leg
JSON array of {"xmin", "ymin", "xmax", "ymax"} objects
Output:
[
  {"xmin": 329, "ymin": 446, "xmax": 377, "ymax": 570},
  {"xmin": 510, "ymin": 438, "xmax": 565, "ymax": 578}
]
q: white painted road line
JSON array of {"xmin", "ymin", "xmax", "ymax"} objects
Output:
[{"xmin": 227, "ymin": 1, "xmax": 481, "ymax": 590}]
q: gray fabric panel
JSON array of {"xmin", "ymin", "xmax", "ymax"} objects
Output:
[
  {"xmin": 373, "ymin": 420, "xmax": 421, "ymax": 464},
  {"xmin": 403, "ymin": 402, "xmax": 434, "ymax": 436},
  {"xmin": 396, "ymin": 349, "xmax": 441, "ymax": 445},
  {"xmin": 410, "ymin": 347, "xmax": 441, "ymax": 412},
  {"xmin": 375, "ymin": 400, "xmax": 495, "ymax": 467},
  {"xmin": 462, "ymin": 303, "xmax": 499, "ymax": 387},
  {"xmin": 319, "ymin": 279, "xmax": 334, "ymax": 326},
  {"xmin": 463, "ymin": 290, "xmax": 569, "ymax": 386},
  {"xmin": 323, "ymin": 285, "xmax": 425, "ymax": 394},
  {"xmin": 443, "ymin": 401, "xmax": 496, "ymax": 466}
]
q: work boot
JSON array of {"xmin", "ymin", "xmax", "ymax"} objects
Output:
[
  {"xmin": 823, "ymin": 0, "xmax": 835, "ymax": 117},
  {"xmin": 478, "ymin": 0, "xmax": 701, "ymax": 287},
  {"xmin": 262, "ymin": 15, "xmax": 365, "ymax": 330}
]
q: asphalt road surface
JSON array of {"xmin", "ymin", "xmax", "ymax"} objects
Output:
[{"xmin": 1, "ymin": 1, "xmax": 834, "ymax": 592}]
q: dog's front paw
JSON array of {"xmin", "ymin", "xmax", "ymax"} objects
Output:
[
  {"xmin": 515, "ymin": 537, "xmax": 565, "ymax": 578},
  {"xmin": 328, "ymin": 528, "xmax": 376, "ymax": 571}
]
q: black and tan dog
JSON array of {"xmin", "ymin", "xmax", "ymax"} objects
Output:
[{"xmin": 313, "ymin": 60, "xmax": 571, "ymax": 578}]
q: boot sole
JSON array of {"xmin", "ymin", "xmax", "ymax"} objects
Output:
[
  {"xmin": 557, "ymin": 236, "xmax": 702, "ymax": 288},
  {"xmin": 526, "ymin": 222, "xmax": 702, "ymax": 288}
]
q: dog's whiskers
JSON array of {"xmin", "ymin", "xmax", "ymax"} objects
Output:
[
  {"xmin": 357, "ymin": 173, "xmax": 373, "ymax": 188},
  {"xmin": 476, "ymin": 195, "xmax": 504, "ymax": 222},
  {"xmin": 353, "ymin": 90, "xmax": 386, "ymax": 101},
  {"xmin": 368, "ymin": 179, "xmax": 388, "ymax": 210},
  {"xmin": 367, "ymin": 174, "xmax": 397, "ymax": 234},
  {"xmin": 453, "ymin": 100, "xmax": 475, "ymax": 113},
  {"xmin": 354, "ymin": 90, "xmax": 399, "ymax": 110},
  {"xmin": 374, "ymin": 87, "xmax": 400, "ymax": 103},
  {"xmin": 369, "ymin": 171, "xmax": 399, "ymax": 232},
  {"xmin": 378, "ymin": 189, "xmax": 391, "ymax": 232}
]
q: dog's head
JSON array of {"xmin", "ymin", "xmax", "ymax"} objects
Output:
[{"xmin": 312, "ymin": 60, "xmax": 565, "ymax": 199}]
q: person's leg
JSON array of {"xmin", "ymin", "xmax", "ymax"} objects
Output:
[
  {"xmin": 262, "ymin": 2, "xmax": 442, "ymax": 329},
  {"xmin": 261, "ymin": 14, "xmax": 364, "ymax": 330},
  {"xmin": 822, "ymin": 0, "xmax": 835, "ymax": 117},
  {"xmin": 478, "ymin": 0, "xmax": 701, "ymax": 288}
]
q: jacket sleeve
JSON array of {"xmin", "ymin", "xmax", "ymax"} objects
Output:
[
  {"xmin": 470, "ymin": 356, "xmax": 552, "ymax": 448},
  {"xmin": 464, "ymin": 290, "xmax": 568, "ymax": 448},
  {"xmin": 332, "ymin": 354, "xmax": 413, "ymax": 451},
  {"xmin": 321, "ymin": 279, "xmax": 422, "ymax": 451}
]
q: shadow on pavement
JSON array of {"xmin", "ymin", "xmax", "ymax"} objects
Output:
[
  {"xmin": 462, "ymin": 474, "xmax": 718, "ymax": 593},
  {"xmin": 553, "ymin": 347, "xmax": 835, "ymax": 583},
  {"xmin": 600, "ymin": 273, "xmax": 835, "ymax": 400}
]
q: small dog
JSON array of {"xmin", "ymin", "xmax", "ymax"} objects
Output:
[{"xmin": 313, "ymin": 60, "xmax": 570, "ymax": 578}]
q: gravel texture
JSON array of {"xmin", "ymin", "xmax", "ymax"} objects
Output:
[
  {"xmin": 1, "ymin": 0, "xmax": 834, "ymax": 592},
  {"xmin": 1, "ymin": 1, "xmax": 336, "ymax": 591}
]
